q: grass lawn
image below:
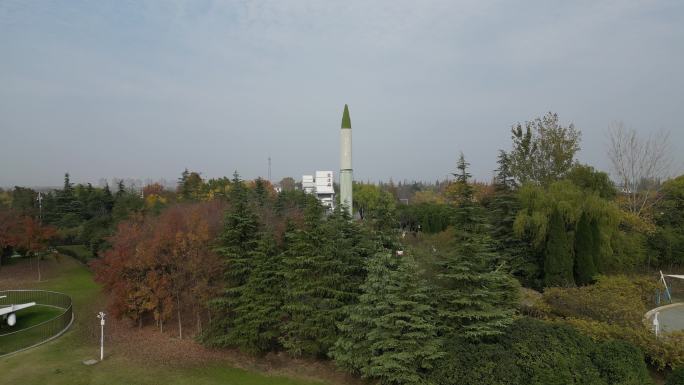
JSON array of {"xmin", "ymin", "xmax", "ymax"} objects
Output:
[
  {"xmin": 0, "ymin": 305, "xmax": 66, "ymax": 356},
  {"xmin": 0, "ymin": 256, "xmax": 327, "ymax": 385},
  {"xmin": 0, "ymin": 305, "xmax": 64, "ymax": 331}
]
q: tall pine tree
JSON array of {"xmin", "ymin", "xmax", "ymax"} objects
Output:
[
  {"xmin": 102, "ymin": 183, "xmax": 114, "ymax": 214},
  {"xmin": 434, "ymin": 153, "xmax": 519, "ymax": 340},
  {"xmin": 54, "ymin": 173, "xmax": 82, "ymax": 227},
  {"xmin": 254, "ymin": 177, "xmax": 267, "ymax": 206},
  {"xmin": 204, "ymin": 172, "xmax": 262, "ymax": 347},
  {"xmin": 331, "ymin": 252, "xmax": 443, "ymax": 385},
  {"xmin": 223, "ymin": 233, "xmax": 285, "ymax": 353},
  {"xmin": 280, "ymin": 201, "xmax": 367, "ymax": 357},
  {"xmin": 220, "ymin": 172, "xmax": 260, "ymax": 288}
]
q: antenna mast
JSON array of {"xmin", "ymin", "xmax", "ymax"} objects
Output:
[{"xmin": 36, "ymin": 192, "xmax": 43, "ymax": 225}]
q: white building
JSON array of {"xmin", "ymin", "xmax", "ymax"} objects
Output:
[
  {"xmin": 302, "ymin": 175, "xmax": 315, "ymax": 194},
  {"xmin": 302, "ymin": 171, "xmax": 335, "ymax": 211}
]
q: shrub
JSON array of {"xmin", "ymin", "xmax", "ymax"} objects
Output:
[
  {"xmin": 429, "ymin": 339, "xmax": 522, "ymax": 385},
  {"xmin": 564, "ymin": 318, "xmax": 684, "ymax": 371},
  {"xmin": 591, "ymin": 340, "xmax": 652, "ymax": 385},
  {"xmin": 537, "ymin": 275, "xmax": 684, "ymax": 370},
  {"xmin": 667, "ymin": 367, "xmax": 684, "ymax": 385},
  {"xmin": 509, "ymin": 319, "xmax": 604, "ymax": 385},
  {"xmin": 429, "ymin": 318, "xmax": 653, "ymax": 385},
  {"xmin": 542, "ymin": 275, "xmax": 656, "ymax": 327}
]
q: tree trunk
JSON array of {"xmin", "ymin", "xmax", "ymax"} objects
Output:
[
  {"xmin": 177, "ymin": 296, "xmax": 183, "ymax": 339},
  {"xmin": 196, "ymin": 309, "xmax": 202, "ymax": 334}
]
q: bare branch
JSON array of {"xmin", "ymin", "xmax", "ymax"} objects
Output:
[{"xmin": 607, "ymin": 122, "xmax": 673, "ymax": 217}]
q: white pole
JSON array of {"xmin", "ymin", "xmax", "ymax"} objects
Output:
[
  {"xmin": 660, "ymin": 271, "xmax": 672, "ymax": 302},
  {"xmin": 97, "ymin": 312, "xmax": 105, "ymax": 361}
]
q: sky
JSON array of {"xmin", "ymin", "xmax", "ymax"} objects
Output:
[{"xmin": 1, "ymin": 0, "xmax": 683, "ymax": 187}]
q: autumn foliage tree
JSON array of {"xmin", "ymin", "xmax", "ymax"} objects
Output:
[
  {"xmin": 93, "ymin": 201, "xmax": 224, "ymax": 336},
  {"xmin": 0, "ymin": 209, "xmax": 22, "ymax": 264},
  {"xmin": 0, "ymin": 208, "xmax": 56, "ymax": 279}
]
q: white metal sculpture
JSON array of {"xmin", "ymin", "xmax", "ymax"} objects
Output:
[
  {"xmin": 97, "ymin": 311, "xmax": 106, "ymax": 361},
  {"xmin": 0, "ymin": 295, "xmax": 36, "ymax": 327}
]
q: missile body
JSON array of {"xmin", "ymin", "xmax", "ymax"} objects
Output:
[{"xmin": 340, "ymin": 105, "xmax": 353, "ymax": 217}]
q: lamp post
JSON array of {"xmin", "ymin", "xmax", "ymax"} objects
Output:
[{"xmin": 97, "ymin": 312, "xmax": 106, "ymax": 361}]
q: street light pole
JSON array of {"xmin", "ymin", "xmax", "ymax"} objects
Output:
[{"xmin": 97, "ymin": 312, "xmax": 106, "ymax": 361}]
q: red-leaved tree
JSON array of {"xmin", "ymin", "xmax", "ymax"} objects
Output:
[
  {"xmin": 0, "ymin": 208, "xmax": 56, "ymax": 279},
  {"xmin": 92, "ymin": 201, "xmax": 224, "ymax": 337}
]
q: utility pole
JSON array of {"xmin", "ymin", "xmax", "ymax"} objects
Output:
[{"xmin": 268, "ymin": 156, "xmax": 272, "ymax": 182}]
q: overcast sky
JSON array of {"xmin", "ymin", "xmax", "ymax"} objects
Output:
[{"xmin": 1, "ymin": 0, "xmax": 683, "ymax": 187}]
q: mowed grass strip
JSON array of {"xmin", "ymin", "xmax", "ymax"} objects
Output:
[{"xmin": 0, "ymin": 256, "xmax": 326, "ymax": 385}]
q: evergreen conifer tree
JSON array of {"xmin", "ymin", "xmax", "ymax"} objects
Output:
[
  {"xmin": 489, "ymin": 151, "xmax": 538, "ymax": 287},
  {"xmin": 254, "ymin": 177, "xmax": 267, "ymax": 206},
  {"xmin": 574, "ymin": 212, "xmax": 598, "ymax": 285},
  {"xmin": 220, "ymin": 172, "xmax": 260, "ymax": 287},
  {"xmin": 224, "ymin": 233, "xmax": 285, "ymax": 353},
  {"xmin": 433, "ymin": 243, "xmax": 519, "ymax": 340},
  {"xmin": 544, "ymin": 208, "xmax": 575, "ymax": 287},
  {"xmin": 280, "ymin": 201, "xmax": 367, "ymax": 357},
  {"xmin": 116, "ymin": 179, "xmax": 126, "ymax": 199},
  {"xmin": 42, "ymin": 192, "xmax": 58, "ymax": 225},
  {"xmin": 280, "ymin": 197, "xmax": 328, "ymax": 356},
  {"xmin": 434, "ymin": 153, "xmax": 519, "ymax": 340},
  {"xmin": 331, "ymin": 252, "xmax": 443, "ymax": 385},
  {"xmin": 54, "ymin": 172, "xmax": 83, "ymax": 227},
  {"xmin": 102, "ymin": 183, "xmax": 114, "ymax": 213},
  {"xmin": 204, "ymin": 172, "xmax": 262, "ymax": 346}
]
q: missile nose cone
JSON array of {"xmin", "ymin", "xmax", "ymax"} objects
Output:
[{"xmin": 341, "ymin": 104, "xmax": 351, "ymax": 129}]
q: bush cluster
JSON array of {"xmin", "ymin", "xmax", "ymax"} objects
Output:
[
  {"xmin": 536, "ymin": 275, "xmax": 684, "ymax": 370},
  {"xmin": 430, "ymin": 318, "xmax": 652, "ymax": 385}
]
